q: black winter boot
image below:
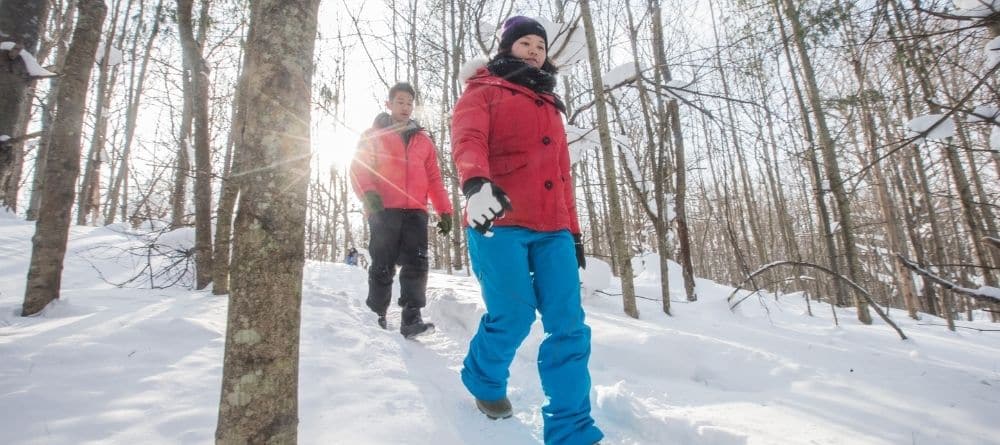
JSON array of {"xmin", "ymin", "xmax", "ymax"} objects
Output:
[
  {"xmin": 475, "ymin": 397, "xmax": 513, "ymax": 419},
  {"xmin": 400, "ymin": 307, "xmax": 434, "ymax": 339},
  {"xmin": 376, "ymin": 314, "xmax": 388, "ymax": 330}
]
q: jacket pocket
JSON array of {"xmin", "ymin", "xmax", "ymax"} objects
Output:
[{"xmin": 489, "ymin": 152, "xmax": 528, "ymax": 177}]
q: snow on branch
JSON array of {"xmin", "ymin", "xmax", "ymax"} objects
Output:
[
  {"xmin": 538, "ymin": 16, "xmax": 588, "ymax": 68},
  {"xmin": 986, "ymin": 36, "xmax": 1000, "ymax": 68},
  {"xmin": 966, "ymin": 105, "xmax": 1000, "ymax": 123},
  {"xmin": 1, "ymin": 42, "xmax": 56, "ymax": 77},
  {"xmin": 727, "ymin": 260, "xmax": 907, "ymax": 340},
  {"xmin": 906, "ymin": 114, "xmax": 956, "ymax": 144},
  {"xmin": 986, "ymin": 236, "xmax": 1000, "ymax": 252},
  {"xmin": 565, "ymin": 125, "xmax": 601, "ymax": 162},
  {"xmin": 602, "ymin": 62, "xmax": 642, "ymax": 88},
  {"xmin": 915, "ymin": 2, "xmax": 1000, "ymax": 21},
  {"xmin": 953, "ymin": 0, "xmax": 1000, "ymax": 18},
  {"xmin": 896, "ymin": 254, "xmax": 1000, "ymax": 305},
  {"xmin": 0, "ymin": 131, "xmax": 44, "ymax": 148}
]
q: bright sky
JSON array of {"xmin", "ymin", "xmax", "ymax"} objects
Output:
[{"xmin": 312, "ymin": 2, "xmax": 394, "ymax": 173}]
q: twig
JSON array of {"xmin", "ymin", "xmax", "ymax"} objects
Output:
[
  {"xmin": 594, "ymin": 289, "xmax": 660, "ymax": 302},
  {"xmin": 917, "ymin": 323, "xmax": 1000, "ymax": 332}
]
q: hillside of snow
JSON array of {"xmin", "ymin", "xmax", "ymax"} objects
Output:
[{"xmin": 1, "ymin": 213, "xmax": 998, "ymax": 445}]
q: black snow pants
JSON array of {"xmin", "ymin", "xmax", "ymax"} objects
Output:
[{"xmin": 365, "ymin": 209, "xmax": 429, "ymax": 324}]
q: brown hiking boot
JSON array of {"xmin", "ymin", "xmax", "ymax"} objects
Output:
[{"xmin": 475, "ymin": 397, "xmax": 513, "ymax": 419}]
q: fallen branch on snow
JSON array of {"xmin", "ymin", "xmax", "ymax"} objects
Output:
[
  {"xmin": 917, "ymin": 323, "xmax": 1000, "ymax": 332},
  {"xmin": 896, "ymin": 255, "xmax": 1000, "ymax": 305},
  {"xmin": 727, "ymin": 260, "xmax": 907, "ymax": 340}
]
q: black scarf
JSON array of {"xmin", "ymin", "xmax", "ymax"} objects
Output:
[{"xmin": 486, "ymin": 54, "xmax": 566, "ymax": 113}]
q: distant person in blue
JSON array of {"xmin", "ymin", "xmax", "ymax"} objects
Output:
[
  {"xmin": 345, "ymin": 247, "xmax": 359, "ymax": 266},
  {"xmin": 450, "ymin": 16, "xmax": 603, "ymax": 445}
]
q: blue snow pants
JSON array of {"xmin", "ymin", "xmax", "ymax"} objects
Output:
[{"xmin": 462, "ymin": 227, "xmax": 604, "ymax": 445}]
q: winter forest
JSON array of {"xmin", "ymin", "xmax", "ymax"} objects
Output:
[{"xmin": 2, "ymin": 0, "xmax": 1000, "ymax": 444}]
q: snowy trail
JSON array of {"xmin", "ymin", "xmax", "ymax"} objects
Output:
[
  {"xmin": 299, "ymin": 262, "xmax": 548, "ymax": 444},
  {"xmin": 2, "ymin": 215, "xmax": 998, "ymax": 445}
]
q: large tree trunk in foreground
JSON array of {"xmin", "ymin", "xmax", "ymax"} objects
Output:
[
  {"xmin": 214, "ymin": 0, "xmax": 320, "ymax": 443},
  {"xmin": 22, "ymin": 0, "xmax": 107, "ymax": 316}
]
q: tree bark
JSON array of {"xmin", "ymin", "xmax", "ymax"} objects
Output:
[
  {"xmin": 213, "ymin": 56, "xmax": 248, "ymax": 296},
  {"xmin": 22, "ymin": 0, "xmax": 107, "ymax": 316},
  {"xmin": 778, "ymin": 0, "xmax": 871, "ymax": 323},
  {"xmin": 27, "ymin": 1, "xmax": 78, "ymax": 221},
  {"xmin": 622, "ymin": 0, "xmax": 670, "ymax": 313},
  {"xmin": 579, "ymin": 0, "xmax": 638, "ymax": 318},
  {"xmin": 178, "ymin": 0, "xmax": 214, "ymax": 289},
  {"xmin": 0, "ymin": 0, "xmax": 51, "ymax": 210},
  {"xmin": 170, "ymin": 71, "xmax": 193, "ymax": 228},
  {"xmin": 772, "ymin": 0, "xmax": 844, "ymax": 306},
  {"xmin": 851, "ymin": 60, "xmax": 920, "ymax": 319},
  {"xmin": 78, "ymin": 0, "xmax": 129, "ymax": 225},
  {"xmin": 659, "ymin": 2, "xmax": 695, "ymax": 302},
  {"xmin": 214, "ymin": 0, "xmax": 319, "ymax": 442}
]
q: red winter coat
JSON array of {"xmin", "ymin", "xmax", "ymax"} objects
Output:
[
  {"xmin": 451, "ymin": 67, "xmax": 580, "ymax": 234},
  {"xmin": 350, "ymin": 115, "xmax": 453, "ymax": 215}
]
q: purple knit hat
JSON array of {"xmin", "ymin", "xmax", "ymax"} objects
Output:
[{"xmin": 498, "ymin": 16, "xmax": 548, "ymax": 53}]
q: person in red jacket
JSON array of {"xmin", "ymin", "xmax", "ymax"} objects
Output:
[
  {"xmin": 451, "ymin": 16, "xmax": 603, "ymax": 445},
  {"xmin": 350, "ymin": 82, "xmax": 453, "ymax": 339}
]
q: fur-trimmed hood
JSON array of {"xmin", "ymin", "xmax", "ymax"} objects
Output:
[{"xmin": 458, "ymin": 56, "xmax": 489, "ymax": 85}]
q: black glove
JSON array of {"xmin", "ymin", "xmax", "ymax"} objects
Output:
[
  {"xmin": 362, "ymin": 191, "xmax": 384, "ymax": 214},
  {"xmin": 463, "ymin": 177, "xmax": 512, "ymax": 235},
  {"xmin": 573, "ymin": 233, "xmax": 586, "ymax": 269},
  {"xmin": 437, "ymin": 213, "xmax": 452, "ymax": 235}
]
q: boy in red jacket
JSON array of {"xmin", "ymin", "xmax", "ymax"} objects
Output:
[{"xmin": 350, "ymin": 82, "xmax": 453, "ymax": 338}]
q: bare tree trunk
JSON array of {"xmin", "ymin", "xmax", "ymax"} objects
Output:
[
  {"xmin": 408, "ymin": 0, "xmax": 418, "ymax": 96},
  {"xmin": 214, "ymin": 0, "xmax": 319, "ymax": 442},
  {"xmin": 758, "ymin": 73, "xmax": 807, "ymax": 297},
  {"xmin": 0, "ymin": 0, "xmax": 51, "ymax": 210},
  {"xmin": 655, "ymin": 3, "xmax": 696, "ymax": 302},
  {"xmin": 78, "ymin": 0, "xmax": 129, "ymax": 226},
  {"xmin": 580, "ymin": 0, "xmax": 638, "ymax": 318},
  {"xmin": 177, "ymin": 0, "xmax": 214, "ymax": 289},
  {"xmin": 887, "ymin": 0, "xmax": 963, "ymax": 325},
  {"xmin": 621, "ymin": 0, "xmax": 670, "ymax": 313},
  {"xmin": 579, "ymin": 161, "xmax": 603, "ymax": 262},
  {"xmin": 22, "ymin": 0, "xmax": 107, "ymax": 316},
  {"xmin": 171, "ymin": 61, "xmax": 193, "ymax": 228},
  {"xmin": 107, "ymin": 0, "xmax": 163, "ymax": 223},
  {"xmin": 213, "ymin": 53, "xmax": 247, "ymax": 295},
  {"xmin": 647, "ymin": 3, "xmax": 676, "ymax": 310},
  {"xmin": 849, "ymin": 60, "xmax": 920, "ymax": 319},
  {"xmin": 778, "ymin": 0, "xmax": 871, "ymax": 324},
  {"xmin": 27, "ymin": 1, "xmax": 78, "ymax": 221},
  {"xmin": 879, "ymin": 24, "xmax": 941, "ymax": 316},
  {"xmin": 771, "ymin": 2, "xmax": 843, "ymax": 307}
]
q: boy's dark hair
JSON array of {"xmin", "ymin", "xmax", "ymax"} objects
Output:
[{"xmin": 388, "ymin": 82, "xmax": 416, "ymax": 100}]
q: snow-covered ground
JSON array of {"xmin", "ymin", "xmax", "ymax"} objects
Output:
[{"xmin": 1, "ymin": 214, "xmax": 998, "ymax": 445}]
